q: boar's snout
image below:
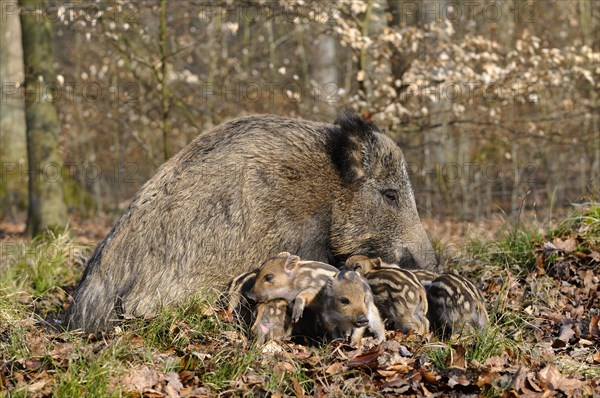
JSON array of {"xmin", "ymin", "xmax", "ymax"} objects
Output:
[
  {"xmin": 395, "ymin": 227, "xmax": 438, "ymax": 270},
  {"xmin": 354, "ymin": 314, "xmax": 368, "ymax": 328}
]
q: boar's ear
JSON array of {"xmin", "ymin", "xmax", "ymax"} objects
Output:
[{"xmin": 330, "ymin": 110, "xmax": 380, "ymax": 184}]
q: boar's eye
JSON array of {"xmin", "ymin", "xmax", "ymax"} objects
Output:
[
  {"xmin": 382, "ymin": 189, "xmax": 399, "ymax": 208},
  {"xmin": 264, "ymin": 274, "xmax": 275, "ymax": 283},
  {"xmin": 340, "ymin": 297, "xmax": 350, "ymax": 305}
]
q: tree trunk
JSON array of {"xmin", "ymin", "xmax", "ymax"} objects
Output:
[
  {"xmin": 313, "ymin": 35, "xmax": 338, "ymax": 119},
  {"xmin": 0, "ymin": 3, "xmax": 27, "ymax": 221},
  {"xmin": 159, "ymin": 0, "xmax": 171, "ymax": 161},
  {"xmin": 20, "ymin": 0, "xmax": 68, "ymax": 237}
]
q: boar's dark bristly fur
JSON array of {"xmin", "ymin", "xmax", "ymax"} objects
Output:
[{"xmin": 66, "ymin": 113, "xmax": 436, "ymax": 333}]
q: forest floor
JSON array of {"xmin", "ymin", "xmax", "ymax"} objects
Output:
[{"xmin": 0, "ymin": 204, "xmax": 598, "ymax": 397}]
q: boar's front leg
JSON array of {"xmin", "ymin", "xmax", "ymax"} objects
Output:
[{"xmin": 292, "ymin": 288, "xmax": 320, "ymax": 323}]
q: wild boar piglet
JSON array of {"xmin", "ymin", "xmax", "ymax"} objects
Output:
[
  {"xmin": 426, "ymin": 273, "xmax": 488, "ymax": 337},
  {"xmin": 251, "ymin": 299, "xmax": 292, "ymax": 345},
  {"xmin": 342, "ymin": 255, "xmax": 430, "ymax": 334},
  {"xmin": 313, "ymin": 270, "xmax": 385, "ymax": 345},
  {"xmin": 411, "ymin": 269, "xmax": 440, "ymax": 288},
  {"xmin": 249, "ymin": 252, "xmax": 338, "ymax": 323},
  {"xmin": 218, "ymin": 269, "xmax": 258, "ymax": 328}
]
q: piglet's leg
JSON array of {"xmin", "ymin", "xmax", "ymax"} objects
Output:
[
  {"xmin": 292, "ymin": 288, "xmax": 319, "ymax": 323},
  {"xmin": 367, "ymin": 302, "xmax": 386, "ymax": 343},
  {"xmin": 350, "ymin": 326, "xmax": 366, "ymax": 346}
]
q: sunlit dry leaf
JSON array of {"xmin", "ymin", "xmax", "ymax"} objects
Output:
[
  {"xmin": 165, "ymin": 372, "xmax": 183, "ymax": 394},
  {"xmin": 589, "ymin": 315, "xmax": 600, "ymax": 340},
  {"xmin": 291, "ymin": 377, "xmax": 305, "ymax": 398},
  {"xmin": 347, "ymin": 346, "xmax": 382, "ymax": 369},
  {"xmin": 123, "ymin": 366, "xmax": 162, "ymax": 392},
  {"xmin": 508, "ymin": 368, "xmax": 527, "ymax": 393},
  {"xmin": 378, "ymin": 369, "xmax": 399, "ymax": 378},
  {"xmin": 275, "ymin": 361, "xmax": 296, "ymax": 374},
  {"xmin": 525, "ymin": 373, "xmax": 542, "ymax": 392},
  {"xmin": 552, "ymin": 323, "xmax": 576, "ymax": 348},
  {"xmin": 537, "ymin": 364, "xmax": 585, "ymax": 395},
  {"xmin": 325, "ymin": 362, "xmax": 345, "ymax": 374},
  {"xmin": 484, "ymin": 355, "xmax": 508, "ymax": 371},
  {"xmin": 164, "ymin": 383, "xmax": 180, "ymax": 398},
  {"xmin": 476, "ymin": 370, "xmax": 499, "ymax": 387},
  {"xmin": 242, "ymin": 369, "xmax": 264, "ymax": 386},
  {"xmin": 447, "ymin": 371, "xmax": 471, "ymax": 388},
  {"xmin": 180, "ymin": 386, "xmax": 212, "ymax": 398},
  {"xmin": 49, "ymin": 343, "xmax": 79, "ymax": 361},
  {"xmin": 261, "ymin": 340, "xmax": 285, "ymax": 354},
  {"xmin": 448, "ymin": 345, "xmax": 466, "ymax": 369},
  {"xmin": 381, "ymin": 377, "xmax": 411, "ymax": 393},
  {"xmin": 26, "ymin": 377, "xmax": 53, "ymax": 395},
  {"xmin": 553, "ymin": 237, "xmax": 577, "ymax": 253},
  {"xmin": 386, "ymin": 361, "xmax": 414, "ymax": 374},
  {"xmin": 144, "ymin": 389, "xmax": 166, "ymax": 398},
  {"xmin": 418, "ymin": 368, "xmax": 439, "ymax": 384},
  {"xmin": 535, "ymin": 254, "xmax": 545, "ymax": 275}
]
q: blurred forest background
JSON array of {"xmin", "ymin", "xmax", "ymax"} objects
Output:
[{"xmin": 1, "ymin": 0, "xmax": 598, "ymax": 232}]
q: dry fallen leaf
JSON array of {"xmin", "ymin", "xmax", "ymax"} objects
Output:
[
  {"xmin": 347, "ymin": 346, "xmax": 382, "ymax": 369},
  {"xmin": 275, "ymin": 361, "xmax": 296, "ymax": 374},
  {"xmin": 165, "ymin": 372, "xmax": 183, "ymax": 398},
  {"xmin": 26, "ymin": 378, "xmax": 53, "ymax": 395},
  {"xmin": 123, "ymin": 366, "xmax": 162, "ymax": 391},
  {"xmin": 447, "ymin": 345, "xmax": 466, "ymax": 369},
  {"xmin": 552, "ymin": 323, "xmax": 576, "ymax": 348},
  {"xmin": 553, "ymin": 237, "xmax": 577, "ymax": 253},
  {"xmin": 484, "ymin": 355, "xmax": 508, "ymax": 371},
  {"xmin": 537, "ymin": 364, "xmax": 585, "ymax": 396},
  {"xmin": 291, "ymin": 377, "xmax": 305, "ymax": 398},
  {"xmin": 418, "ymin": 368, "xmax": 439, "ymax": 384},
  {"xmin": 476, "ymin": 370, "xmax": 499, "ymax": 387},
  {"xmin": 325, "ymin": 362, "xmax": 345, "ymax": 374},
  {"xmin": 589, "ymin": 315, "xmax": 600, "ymax": 339}
]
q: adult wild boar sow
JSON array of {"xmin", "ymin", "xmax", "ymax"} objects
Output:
[{"xmin": 67, "ymin": 112, "xmax": 436, "ymax": 332}]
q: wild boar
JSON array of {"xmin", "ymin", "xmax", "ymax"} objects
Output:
[{"xmin": 66, "ymin": 112, "xmax": 436, "ymax": 332}]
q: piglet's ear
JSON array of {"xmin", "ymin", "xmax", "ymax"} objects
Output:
[
  {"xmin": 283, "ymin": 254, "xmax": 300, "ymax": 272},
  {"xmin": 326, "ymin": 278, "xmax": 334, "ymax": 294},
  {"xmin": 330, "ymin": 110, "xmax": 379, "ymax": 184},
  {"xmin": 371, "ymin": 257, "xmax": 382, "ymax": 268}
]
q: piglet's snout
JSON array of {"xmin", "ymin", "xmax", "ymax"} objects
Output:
[{"xmin": 354, "ymin": 314, "xmax": 368, "ymax": 328}]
